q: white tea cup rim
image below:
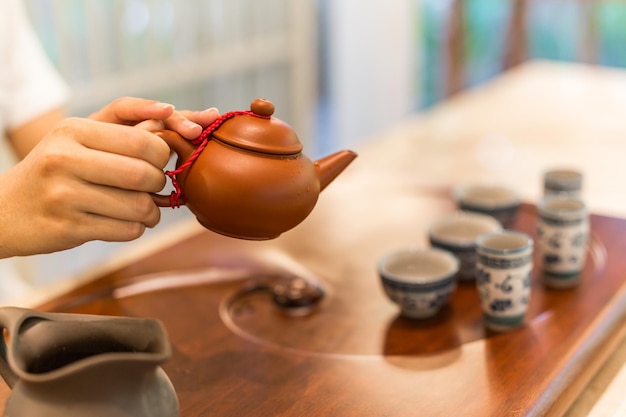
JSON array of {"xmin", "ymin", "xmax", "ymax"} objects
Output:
[
  {"xmin": 454, "ymin": 183, "xmax": 520, "ymax": 209},
  {"xmin": 429, "ymin": 211, "xmax": 502, "ymax": 247},
  {"xmin": 544, "ymin": 168, "xmax": 583, "ymax": 182},
  {"xmin": 476, "ymin": 231, "xmax": 533, "ymax": 255},
  {"xmin": 538, "ymin": 196, "xmax": 586, "ymax": 218},
  {"xmin": 377, "ymin": 247, "xmax": 459, "ymax": 284}
]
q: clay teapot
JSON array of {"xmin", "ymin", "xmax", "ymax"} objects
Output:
[
  {"xmin": 152, "ymin": 98, "xmax": 357, "ymax": 240},
  {"xmin": 0, "ymin": 307, "xmax": 178, "ymax": 417}
]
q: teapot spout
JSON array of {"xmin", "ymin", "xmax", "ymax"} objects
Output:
[{"xmin": 314, "ymin": 150, "xmax": 357, "ymax": 191}]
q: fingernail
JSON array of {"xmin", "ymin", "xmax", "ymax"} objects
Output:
[
  {"xmin": 155, "ymin": 102, "xmax": 175, "ymax": 110},
  {"xmin": 204, "ymin": 107, "xmax": 219, "ymax": 114}
]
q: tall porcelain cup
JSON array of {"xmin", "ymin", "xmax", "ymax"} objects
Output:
[
  {"xmin": 537, "ymin": 196, "xmax": 589, "ymax": 288},
  {"xmin": 476, "ymin": 231, "xmax": 534, "ymax": 332}
]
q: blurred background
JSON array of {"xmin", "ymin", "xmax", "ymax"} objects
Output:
[{"xmin": 17, "ymin": 0, "xmax": 626, "ymax": 287}]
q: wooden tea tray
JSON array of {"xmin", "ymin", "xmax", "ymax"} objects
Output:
[{"xmin": 17, "ymin": 195, "xmax": 626, "ymax": 417}]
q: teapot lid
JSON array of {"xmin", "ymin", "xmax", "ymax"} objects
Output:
[{"xmin": 213, "ymin": 99, "xmax": 303, "ymax": 155}]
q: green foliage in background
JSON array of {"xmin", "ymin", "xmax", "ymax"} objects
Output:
[{"xmin": 418, "ymin": 0, "xmax": 626, "ymax": 108}]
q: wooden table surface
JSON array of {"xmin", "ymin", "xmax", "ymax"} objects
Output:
[{"xmin": 5, "ymin": 60, "xmax": 626, "ymax": 416}]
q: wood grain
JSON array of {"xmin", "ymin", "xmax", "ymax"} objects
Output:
[{"xmin": 9, "ymin": 199, "xmax": 624, "ymax": 417}]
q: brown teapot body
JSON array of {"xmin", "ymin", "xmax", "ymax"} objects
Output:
[{"xmin": 153, "ymin": 99, "xmax": 357, "ymax": 240}]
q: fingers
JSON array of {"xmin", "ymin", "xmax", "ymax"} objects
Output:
[
  {"xmin": 5, "ymin": 100, "xmax": 224, "ymax": 255},
  {"xmin": 78, "ymin": 215, "xmax": 150, "ymax": 243},
  {"xmin": 0, "ymin": 159, "xmax": 161, "ymax": 257},
  {"xmin": 34, "ymin": 118, "xmax": 169, "ymax": 193},
  {"xmin": 164, "ymin": 107, "xmax": 221, "ymax": 139},
  {"xmin": 50, "ymin": 210, "xmax": 154, "ymax": 247},
  {"xmin": 185, "ymin": 107, "xmax": 221, "ymax": 128},
  {"xmin": 76, "ymin": 152, "xmax": 167, "ymax": 192},
  {"xmin": 74, "ymin": 182, "xmax": 162, "ymax": 229},
  {"xmin": 89, "ymin": 97, "xmax": 221, "ymax": 142},
  {"xmin": 22, "ymin": 145, "xmax": 163, "ymax": 227},
  {"xmin": 89, "ymin": 97, "xmax": 175, "ymax": 125},
  {"xmin": 162, "ymin": 112, "xmax": 202, "ymax": 139},
  {"xmin": 135, "ymin": 119, "xmax": 166, "ymax": 132},
  {"xmin": 45, "ymin": 178, "xmax": 161, "ymax": 242},
  {"xmin": 0, "ymin": 107, "xmax": 195, "ymax": 256},
  {"xmin": 55, "ymin": 118, "xmax": 171, "ymax": 170}
]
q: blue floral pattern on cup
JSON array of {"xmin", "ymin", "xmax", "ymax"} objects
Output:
[
  {"xmin": 382, "ymin": 277, "xmax": 455, "ymax": 319},
  {"xmin": 537, "ymin": 197, "xmax": 588, "ymax": 284},
  {"xmin": 476, "ymin": 231, "xmax": 533, "ymax": 331}
]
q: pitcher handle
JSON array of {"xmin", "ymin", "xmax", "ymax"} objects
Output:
[{"xmin": 0, "ymin": 307, "xmax": 29, "ymax": 388}]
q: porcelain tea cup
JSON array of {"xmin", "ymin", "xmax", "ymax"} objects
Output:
[
  {"xmin": 475, "ymin": 231, "xmax": 533, "ymax": 332},
  {"xmin": 377, "ymin": 248, "xmax": 459, "ymax": 319},
  {"xmin": 537, "ymin": 196, "xmax": 589, "ymax": 288},
  {"xmin": 454, "ymin": 183, "xmax": 521, "ymax": 228},
  {"xmin": 543, "ymin": 168, "xmax": 583, "ymax": 199},
  {"xmin": 429, "ymin": 211, "xmax": 502, "ymax": 281}
]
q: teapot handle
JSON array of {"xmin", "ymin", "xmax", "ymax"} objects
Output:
[
  {"xmin": 151, "ymin": 130, "xmax": 196, "ymax": 207},
  {"xmin": 0, "ymin": 307, "xmax": 29, "ymax": 388}
]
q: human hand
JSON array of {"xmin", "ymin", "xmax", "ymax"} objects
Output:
[
  {"xmin": 0, "ymin": 116, "xmax": 172, "ymax": 258},
  {"xmin": 89, "ymin": 96, "xmax": 220, "ymax": 140}
]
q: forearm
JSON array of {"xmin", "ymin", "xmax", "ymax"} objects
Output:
[{"xmin": 7, "ymin": 107, "xmax": 66, "ymax": 159}]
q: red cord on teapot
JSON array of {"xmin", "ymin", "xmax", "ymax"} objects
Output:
[{"xmin": 165, "ymin": 110, "xmax": 271, "ymax": 208}]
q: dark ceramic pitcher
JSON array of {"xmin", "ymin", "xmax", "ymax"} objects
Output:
[{"xmin": 0, "ymin": 307, "xmax": 178, "ymax": 417}]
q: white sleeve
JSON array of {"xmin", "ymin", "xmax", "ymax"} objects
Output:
[{"xmin": 1, "ymin": 0, "xmax": 70, "ymax": 130}]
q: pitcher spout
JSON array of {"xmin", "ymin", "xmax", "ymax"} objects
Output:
[{"xmin": 314, "ymin": 150, "xmax": 357, "ymax": 191}]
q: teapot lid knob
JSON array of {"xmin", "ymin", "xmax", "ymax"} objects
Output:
[
  {"xmin": 251, "ymin": 99, "xmax": 275, "ymax": 117},
  {"xmin": 212, "ymin": 98, "xmax": 302, "ymax": 155}
]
